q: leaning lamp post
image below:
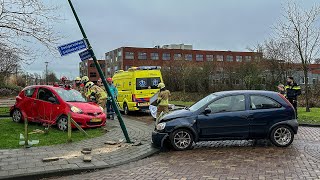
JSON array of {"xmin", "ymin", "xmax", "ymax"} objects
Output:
[{"xmin": 67, "ymin": 0, "xmax": 131, "ymax": 143}]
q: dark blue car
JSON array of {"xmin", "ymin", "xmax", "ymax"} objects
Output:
[{"xmin": 152, "ymin": 90, "xmax": 298, "ymax": 150}]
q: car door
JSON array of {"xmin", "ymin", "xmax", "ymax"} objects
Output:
[
  {"xmin": 20, "ymin": 87, "xmax": 36, "ymax": 121},
  {"xmin": 197, "ymin": 95, "xmax": 249, "ymax": 139},
  {"xmin": 33, "ymin": 88, "xmax": 60, "ymax": 124},
  {"xmin": 248, "ymin": 95, "xmax": 285, "ymax": 138}
]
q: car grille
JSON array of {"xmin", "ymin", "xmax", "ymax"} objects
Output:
[{"xmin": 86, "ymin": 112, "xmax": 102, "ymax": 117}]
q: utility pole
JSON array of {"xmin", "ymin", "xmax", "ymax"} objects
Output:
[
  {"xmin": 67, "ymin": 0, "xmax": 131, "ymax": 143},
  {"xmin": 45, "ymin": 62, "xmax": 48, "ymax": 85}
]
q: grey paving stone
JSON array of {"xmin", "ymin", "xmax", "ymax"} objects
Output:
[
  {"xmin": 0, "ymin": 164, "xmax": 18, "ymax": 171},
  {"xmin": 61, "ymin": 163, "xmax": 79, "ymax": 170}
]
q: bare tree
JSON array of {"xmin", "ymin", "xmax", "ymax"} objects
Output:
[
  {"xmin": 275, "ymin": 2, "xmax": 320, "ymax": 112},
  {"xmin": 0, "ymin": 0, "xmax": 61, "ymax": 64}
]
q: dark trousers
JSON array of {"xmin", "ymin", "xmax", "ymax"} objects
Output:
[
  {"xmin": 106, "ymin": 99, "xmax": 115, "ymax": 119},
  {"xmin": 288, "ymin": 98, "xmax": 298, "ymax": 116}
]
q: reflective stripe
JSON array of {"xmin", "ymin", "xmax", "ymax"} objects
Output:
[{"xmin": 292, "ymin": 86, "xmax": 301, "ymax": 90}]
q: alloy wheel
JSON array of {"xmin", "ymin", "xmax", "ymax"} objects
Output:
[
  {"xmin": 273, "ymin": 127, "xmax": 292, "ymax": 146},
  {"xmin": 173, "ymin": 130, "xmax": 192, "ymax": 149},
  {"xmin": 57, "ymin": 116, "xmax": 68, "ymax": 131}
]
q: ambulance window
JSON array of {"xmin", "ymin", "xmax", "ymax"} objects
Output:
[{"xmin": 136, "ymin": 78, "xmax": 161, "ymax": 90}]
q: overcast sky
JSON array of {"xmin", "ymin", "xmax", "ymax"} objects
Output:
[{"xmin": 23, "ymin": 0, "xmax": 319, "ymax": 80}]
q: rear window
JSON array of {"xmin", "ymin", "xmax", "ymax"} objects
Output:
[
  {"xmin": 250, "ymin": 95, "xmax": 281, "ymax": 110},
  {"xmin": 24, "ymin": 88, "xmax": 35, "ymax": 97},
  {"xmin": 136, "ymin": 77, "xmax": 161, "ymax": 90}
]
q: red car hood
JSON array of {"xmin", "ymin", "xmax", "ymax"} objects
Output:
[{"xmin": 67, "ymin": 102, "xmax": 102, "ymax": 113}]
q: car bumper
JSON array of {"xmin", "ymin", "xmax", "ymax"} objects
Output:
[
  {"xmin": 151, "ymin": 131, "xmax": 169, "ymax": 148},
  {"xmin": 71, "ymin": 113, "xmax": 106, "ymax": 128}
]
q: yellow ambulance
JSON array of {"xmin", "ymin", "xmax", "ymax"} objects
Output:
[{"xmin": 112, "ymin": 66, "xmax": 163, "ymax": 114}]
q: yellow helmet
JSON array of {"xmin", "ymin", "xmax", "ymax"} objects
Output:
[
  {"xmin": 81, "ymin": 76, "xmax": 89, "ymax": 82},
  {"xmin": 85, "ymin": 81, "xmax": 94, "ymax": 88},
  {"xmin": 157, "ymin": 82, "xmax": 165, "ymax": 89},
  {"xmin": 75, "ymin": 77, "xmax": 81, "ymax": 81}
]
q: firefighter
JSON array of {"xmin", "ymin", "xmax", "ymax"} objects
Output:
[
  {"xmin": 285, "ymin": 76, "xmax": 301, "ymax": 114},
  {"xmin": 85, "ymin": 81, "xmax": 107, "ymax": 110},
  {"xmin": 74, "ymin": 77, "xmax": 82, "ymax": 92},
  {"xmin": 156, "ymin": 82, "xmax": 171, "ymax": 118},
  {"xmin": 106, "ymin": 77, "xmax": 118, "ymax": 120},
  {"xmin": 81, "ymin": 76, "xmax": 89, "ymax": 97},
  {"xmin": 97, "ymin": 78, "xmax": 105, "ymax": 91},
  {"xmin": 60, "ymin": 76, "xmax": 68, "ymax": 87}
]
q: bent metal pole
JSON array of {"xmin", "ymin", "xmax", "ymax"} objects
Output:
[{"xmin": 67, "ymin": 0, "xmax": 131, "ymax": 143}]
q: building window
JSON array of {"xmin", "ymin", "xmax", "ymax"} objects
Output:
[
  {"xmin": 125, "ymin": 52, "xmax": 134, "ymax": 60},
  {"xmin": 217, "ymin": 55, "xmax": 223, "ymax": 61},
  {"xmin": 90, "ymin": 72, "xmax": 97, "ymax": 77},
  {"xmin": 185, "ymin": 54, "xmax": 192, "ymax": 61},
  {"xmin": 114, "ymin": 66, "xmax": 118, "ymax": 71},
  {"xmin": 117, "ymin": 50, "xmax": 122, "ymax": 57},
  {"xmin": 90, "ymin": 63, "xmax": 95, "ymax": 67},
  {"xmin": 245, "ymin": 56, "xmax": 252, "ymax": 62},
  {"xmin": 107, "ymin": 67, "xmax": 111, "ymax": 73},
  {"xmin": 138, "ymin": 52, "xmax": 147, "ymax": 60},
  {"xmin": 99, "ymin": 63, "xmax": 105, "ymax": 69},
  {"xmin": 162, "ymin": 53, "xmax": 171, "ymax": 61},
  {"xmin": 174, "ymin": 53, "xmax": 182, "ymax": 60},
  {"xmin": 206, "ymin": 55, "xmax": 214, "ymax": 61},
  {"xmin": 313, "ymin": 78, "xmax": 317, "ymax": 84},
  {"xmin": 151, "ymin": 53, "xmax": 159, "ymax": 60},
  {"xmin": 196, "ymin": 54, "xmax": 204, "ymax": 61},
  {"xmin": 236, "ymin": 56, "xmax": 242, "ymax": 62},
  {"xmin": 226, "ymin": 55, "xmax": 233, "ymax": 62}
]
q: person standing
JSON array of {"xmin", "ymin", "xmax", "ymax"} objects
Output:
[
  {"xmin": 81, "ymin": 76, "xmax": 89, "ymax": 98},
  {"xmin": 285, "ymin": 76, "xmax": 301, "ymax": 115},
  {"xmin": 156, "ymin": 82, "xmax": 171, "ymax": 119},
  {"xmin": 106, "ymin": 77, "xmax": 118, "ymax": 120},
  {"xmin": 74, "ymin": 77, "xmax": 82, "ymax": 92},
  {"xmin": 277, "ymin": 84, "xmax": 286, "ymax": 96}
]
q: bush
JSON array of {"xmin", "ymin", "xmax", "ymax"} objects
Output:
[{"xmin": 0, "ymin": 84, "xmax": 22, "ymax": 97}]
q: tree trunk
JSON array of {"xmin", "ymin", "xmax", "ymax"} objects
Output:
[{"xmin": 304, "ymin": 68, "xmax": 311, "ymax": 112}]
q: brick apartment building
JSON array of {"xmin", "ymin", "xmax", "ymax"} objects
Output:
[
  {"xmin": 79, "ymin": 60, "xmax": 106, "ymax": 83},
  {"xmin": 104, "ymin": 44, "xmax": 262, "ymax": 76}
]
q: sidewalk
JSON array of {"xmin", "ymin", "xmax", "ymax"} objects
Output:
[{"xmin": 0, "ymin": 117, "xmax": 159, "ymax": 180}]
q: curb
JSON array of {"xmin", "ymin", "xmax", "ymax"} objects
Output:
[
  {"xmin": 2, "ymin": 145, "xmax": 160, "ymax": 180},
  {"xmin": 299, "ymin": 123, "xmax": 320, "ymax": 127}
]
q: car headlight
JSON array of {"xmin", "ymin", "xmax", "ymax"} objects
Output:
[
  {"xmin": 71, "ymin": 106, "xmax": 83, "ymax": 114},
  {"xmin": 156, "ymin": 122, "xmax": 166, "ymax": 131},
  {"xmin": 99, "ymin": 106, "xmax": 104, "ymax": 112}
]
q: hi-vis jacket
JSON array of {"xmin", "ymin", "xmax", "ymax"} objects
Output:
[
  {"xmin": 157, "ymin": 90, "xmax": 170, "ymax": 106},
  {"xmin": 86, "ymin": 85, "xmax": 107, "ymax": 100},
  {"xmin": 285, "ymin": 83, "xmax": 301, "ymax": 100}
]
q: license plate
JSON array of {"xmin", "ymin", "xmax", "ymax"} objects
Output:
[
  {"xmin": 139, "ymin": 102, "xmax": 149, "ymax": 106},
  {"xmin": 91, "ymin": 118, "xmax": 101, "ymax": 122}
]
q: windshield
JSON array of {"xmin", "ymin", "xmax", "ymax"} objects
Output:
[
  {"xmin": 54, "ymin": 89, "xmax": 87, "ymax": 102},
  {"xmin": 136, "ymin": 77, "xmax": 161, "ymax": 90},
  {"xmin": 188, "ymin": 94, "xmax": 217, "ymax": 112}
]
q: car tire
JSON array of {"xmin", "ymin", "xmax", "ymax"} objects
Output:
[
  {"xmin": 169, "ymin": 129, "xmax": 194, "ymax": 151},
  {"xmin": 57, "ymin": 115, "xmax": 68, "ymax": 131},
  {"xmin": 123, "ymin": 103, "xmax": 129, "ymax": 115},
  {"xmin": 12, "ymin": 109, "xmax": 23, "ymax": 123},
  {"xmin": 270, "ymin": 125, "xmax": 294, "ymax": 147}
]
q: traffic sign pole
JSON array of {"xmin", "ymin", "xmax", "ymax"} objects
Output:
[{"xmin": 67, "ymin": 0, "xmax": 131, "ymax": 143}]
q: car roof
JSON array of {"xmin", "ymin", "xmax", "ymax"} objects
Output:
[
  {"xmin": 212, "ymin": 90, "xmax": 279, "ymax": 96},
  {"xmin": 23, "ymin": 85, "xmax": 67, "ymax": 91}
]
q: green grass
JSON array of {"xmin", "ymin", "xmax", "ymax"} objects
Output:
[
  {"xmin": 170, "ymin": 101, "xmax": 195, "ymax": 107},
  {"xmin": 171, "ymin": 101, "xmax": 320, "ymax": 125},
  {"xmin": 0, "ymin": 118, "xmax": 106, "ymax": 149},
  {"xmin": 0, "ymin": 107, "xmax": 10, "ymax": 117},
  {"xmin": 297, "ymin": 107, "xmax": 320, "ymax": 125}
]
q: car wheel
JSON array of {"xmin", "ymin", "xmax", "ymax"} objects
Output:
[
  {"xmin": 12, "ymin": 109, "xmax": 23, "ymax": 123},
  {"xmin": 123, "ymin": 103, "xmax": 129, "ymax": 115},
  {"xmin": 270, "ymin": 125, "xmax": 294, "ymax": 147},
  {"xmin": 57, "ymin": 115, "xmax": 68, "ymax": 131},
  {"xmin": 169, "ymin": 129, "xmax": 194, "ymax": 151}
]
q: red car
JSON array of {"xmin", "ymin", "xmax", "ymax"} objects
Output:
[{"xmin": 10, "ymin": 85, "xmax": 106, "ymax": 131}]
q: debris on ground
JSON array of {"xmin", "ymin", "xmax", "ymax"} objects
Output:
[
  {"xmin": 104, "ymin": 140, "xmax": 118, "ymax": 145},
  {"xmin": 83, "ymin": 155, "xmax": 92, "ymax": 162},
  {"xmin": 42, "ymin": 157, "xmax": 60, "ymax": 162}
]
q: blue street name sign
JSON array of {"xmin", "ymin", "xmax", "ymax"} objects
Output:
[
  {"xmin": 79, "ymin": 49, "xmax": 93, "ymax": 61},
  {"xmin": 57, "ymin": 39, "xmax": 87, "ymax": 56}
]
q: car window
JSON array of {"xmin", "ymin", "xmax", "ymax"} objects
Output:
[
  {"xmin": 54, "ymin": 89, "xmax": 87, "ymax": 102},
  {"xmin": 207, "ymin": 95, "xmax": 245, "ymax": 113},
  {"xmin": 189, "ymin": 94, "xmax": 217, "ymax": 112},
  {"xmin": 24, "ymin": 88, "xmax": 35, "ymax": 98},
  {"xmin": 250, "ymin": 95, "xmax": 281, "ymax": 110},
  {"xmin": 37, "ymin": 88, "xmax": 55, "ymax": 102}
]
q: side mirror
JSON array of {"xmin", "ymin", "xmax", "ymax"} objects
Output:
[
  {"xmin": 48, "ymin": 97, "xmax": 56, "ymax": 103},
  {"xmin": 203, "ymin": 108, "xmax": 211, "ymax": 115}
]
